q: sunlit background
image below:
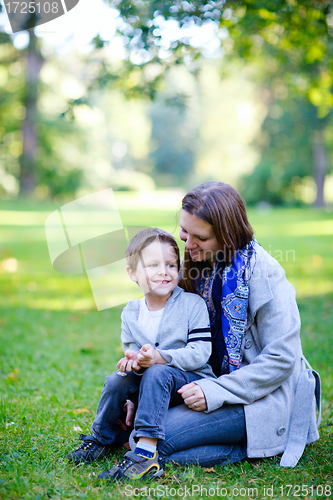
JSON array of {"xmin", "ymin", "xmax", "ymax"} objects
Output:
[
  {"xmin": 0, "ymin": 0, "xmax": 333, "ymax": 309},
  {"xmin": 0, "ymin": 7, "xmax": 332, "ymax": 497},
  {"xmin": 1, "ymin": 0, "xmax": 333, "ymax": 206}
]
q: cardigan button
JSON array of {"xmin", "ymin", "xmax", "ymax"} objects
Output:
[
  {"xmin": 245, "ymin": 340, "xmax": 252, "ymax": 349},
  {"xmin": 155, "ymin": 342, "xmax": 159, "ymax": 347},
  {"xmin": 277, "ymin": 426, "xmax": 286, "ymax": 436}
]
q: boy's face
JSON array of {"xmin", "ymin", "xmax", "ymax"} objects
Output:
[{"xmin": 127, "ymin": 240, "xmax": 179, "ymax": 298}]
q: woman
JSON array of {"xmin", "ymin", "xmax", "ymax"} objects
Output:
[
  {"xmin": 146, "ymin": 181, "xmax": 320, "ymax": 468},
  {"xmin": 88, "ymin": 181, "xmax": 320, "ymax": 472}
]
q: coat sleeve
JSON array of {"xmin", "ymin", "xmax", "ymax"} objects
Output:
[
  {"xmin": 195, "ymin": 261, "xmax": 301, "ymax": 412},
  {"xmin": 120, "ymin": 308, "xmax": 141, "ymax": 354},
  {"xmin": 157, "ymin": 295, "xmax": 212, "ymax": 371}
]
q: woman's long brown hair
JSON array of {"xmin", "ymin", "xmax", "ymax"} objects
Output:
[{"xmin": 179, "ymin": 182, "xmax": 254, "ymax": 293}]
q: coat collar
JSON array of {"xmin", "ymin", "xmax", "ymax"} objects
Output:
[{"xmin": 247, "ymin": 242, "xmax": 274, "ymax": 326}]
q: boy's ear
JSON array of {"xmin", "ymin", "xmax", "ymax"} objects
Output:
[{"xmin": 127, "ymin": 265, "xmax": 138, "ymax": 283}]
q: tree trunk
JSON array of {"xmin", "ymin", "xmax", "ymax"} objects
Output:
[
  {"xmin": 19, "ymin": 29, "xmax": 44, "ymax": 197},
  {"xmin": 312, "ymin": 129, "xmax": 328, "ymax": 208}
]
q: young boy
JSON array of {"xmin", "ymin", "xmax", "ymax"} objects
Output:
[{"xmin": 67, "ymin": 228, "xmax": 214, "ymax": 481}]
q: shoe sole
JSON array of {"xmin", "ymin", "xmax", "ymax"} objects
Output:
[{"xmin": 100, "ymin": 466, "xmax": 164, "ymax": 482}]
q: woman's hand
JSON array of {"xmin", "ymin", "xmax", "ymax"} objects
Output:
[
  {"xmin": 178, "ymin": 382, "xmax": 207, "ymax": 411},
  {"xmin": 117, "ymin": 350, "xmax": 140, "ymax": 372}
]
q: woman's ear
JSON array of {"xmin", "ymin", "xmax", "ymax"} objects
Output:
[{"xmin": 127, "ymin": 265, "xmax": 138, "ymax": 283}]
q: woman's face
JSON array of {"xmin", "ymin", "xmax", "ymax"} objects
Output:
[{"xmin": 179, "ymin": 210, "xmax": 221, "ymax": 265}]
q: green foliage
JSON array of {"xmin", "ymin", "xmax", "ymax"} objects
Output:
[
  {"xmin": 0, "ymin": 33, "xmax": 24, "ymax": 197},
  {"xmin": 109, "ymin": 0, "xmax": 333, "ymax": 111},
  {"xmin": 223, "ymin": 1, "xmax": 333, "ymax": 117},
  {"xmin": 0, "ymin": 200, "xmax": 332, "ymax": 499},
  {"xmin": 105, "ymin": 1, "xmax": 333, "ymax": 204},
  {"xmin": 110, "ymin": 0, "xmax": 333, "ymax": 115},
  {"xmin": 149, "ymin": 94, "xmax": 196, "ymax": 186},
  {"xmin": 2, "ymin": 1, "xmax": 333, "ymax": 201},
  {"xmin": 0, "ymin": 32, "xmax": 86, "ymax": 198},
  {"xmin": 224, "ymin": 0, "xmax": 333, "ymax": 205},
  {"xmin": 240, "ymin": 97, "xmax": 329, "ymax": 205},
  {"xmin": 86, "ymin": 57, "xmax": 164, "ymax": 100},
  {"xmin": 35, "ymin": 117, "xmax": 85, "ymax": 198},
  {"xmin": 110, "ymin": 0, "xmax": 224, "ymax": 50}
]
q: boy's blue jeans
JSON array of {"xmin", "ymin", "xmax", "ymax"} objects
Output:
[{"xmin": 91, "ymin": 364, "xmax": 200, "ymax": 445}]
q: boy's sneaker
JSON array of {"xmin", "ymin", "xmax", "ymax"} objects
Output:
[
  {"xmin": 67, "ymin": 434, "xmax": 111, "ymax": 464},
  {"xmin": 98, "ymin": 450, "xmax": 164, "ymax": 482}
]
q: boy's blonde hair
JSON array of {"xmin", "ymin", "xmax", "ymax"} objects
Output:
[{"xmin": 126, "ymin": 228, "xmax": 180, "ymax": 272}]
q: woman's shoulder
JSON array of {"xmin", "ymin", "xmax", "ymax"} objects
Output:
[
  {"xmin": 248, "ymin": 240, "xmax": 295, "ymax": 318},
  {"xmin": 251, "ymin": 240, "xmax": 285, "ymax": 275}
]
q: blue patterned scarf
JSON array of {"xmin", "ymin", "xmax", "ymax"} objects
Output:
[{"xmin": 196, "ymin": 240, "xmax": 256, "ymax": 375}]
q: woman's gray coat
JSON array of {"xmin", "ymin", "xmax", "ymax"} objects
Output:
[{"xmin": 195, "ymin": 241, "xmax": 320, "ymax": 467}]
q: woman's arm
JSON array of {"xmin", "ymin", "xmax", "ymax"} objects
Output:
[{"xmin": 195, "ymin": 261, "xmax": 301, "ymax": 412}]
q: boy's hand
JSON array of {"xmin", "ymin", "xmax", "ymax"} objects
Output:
[
  {"xmin": 118, "ymin": 399, "xmax": 136, "ymax": 430},
  {"xmin": 117, "ymin": 350, "xmax": 140, "ymax": 372},
  {"xmin": 137, "ymin": 344, "xmax": 167, "ymax": 367}
]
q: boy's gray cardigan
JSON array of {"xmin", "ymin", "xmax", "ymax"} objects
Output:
[{"xmin": 121, "ymin": 287, "xmax": 215, "ymax": 378}]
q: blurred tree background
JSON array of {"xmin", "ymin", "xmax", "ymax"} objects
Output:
[{"xmin": 1, "ymin": 0, "xmax": 333, "ymax": 205}]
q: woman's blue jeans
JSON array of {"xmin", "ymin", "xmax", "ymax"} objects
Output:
[
  {"xmin": 92, "ymin": 365, "xmax": 201, "ymax": 445},
  {"xmin": 158, "ymin": 403, "xmax": 247, "ymax": 466},
  {"xmin": 92, "ymin": 364, "xmax": 247, "ymax": 467}
]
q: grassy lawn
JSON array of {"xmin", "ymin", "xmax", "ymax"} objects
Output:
[{"xmin": 0, "ymin": 193, "xmax": 332, "ymax": 500}]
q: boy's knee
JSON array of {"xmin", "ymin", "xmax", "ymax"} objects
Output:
[
  {"xmin": 142, "ymin": 364, "xmax": 174, "ymax": 382},
  {"xmin": 105, "ymin": 370, "xmax": 121, "ymax": 384},
  {"xmin": 103, "ymin": 370, "xmax": 133, "ymax": 393}
]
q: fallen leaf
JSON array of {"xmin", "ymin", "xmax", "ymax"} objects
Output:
[
  {"xmin": 204, "ymin": 467, "xmax": 216, "ymax": 473},
  {"xmin": 73, "ymin": 408, "xmax": 89, "ymax": 415},
  {"xmin": 6, "ymin": 368, "xmax": 20, "ymax": 381}
]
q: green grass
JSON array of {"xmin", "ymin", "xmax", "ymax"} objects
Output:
[{"xmin": 0, "ymin": 196, "xmax": 332, "ymax": 499}]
